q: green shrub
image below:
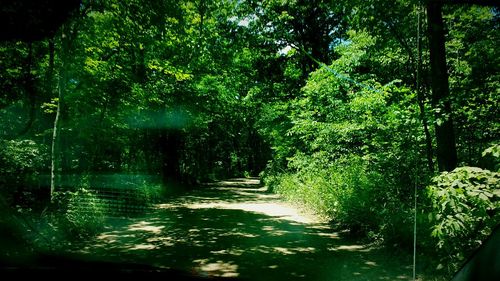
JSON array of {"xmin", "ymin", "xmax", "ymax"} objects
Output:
[
  {"xmin": 265, "ymin": 153, "xmax": 424, "ymax": 246},
  {"xmin": 51, "ymin": 188, "xmax": 105, "ymax": 238},
  {"xmin": 134, "ymin": 181, "xmax": 164, "ymax": 204},
  {"xmin": 482, "ymin": 143, "xmax": 500, "ymax": 171},
  {"xmin": 268, "ymin": 156, "xmax": 384, "ymax": 236},
  {"xmin": 0, "ymin": 139, "xmax": 46, "ymax": 206},
  {"xmin": 330, "ymin": 158, "xmax": 382, "ymax": 235},
  {"xmin": 426, "ymin": 166, "xmax": 500, "ymax": 274},
  {"xmin": 65, "ymin": 188, "xmax": 105, "ymax": 236}
]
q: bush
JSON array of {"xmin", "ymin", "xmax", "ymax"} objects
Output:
[
  {"xmin": 65, "ymin": 188, "xmax": 106, "ymax": 236},
  {"xmin": 426, "ymin": 166, "xmax": 500, "ymax": 274},
  {"xmin": 134, "ymin": 181, "xmax": 164, "ymax": 205},
  {"xmin": 265, "ymin": 152, "xmax": 424, "ymax": 247},
  {"xmin": 268, "ymin": 156, "xmax": 385, "ymax": 236},
  {"xmin": 0, "ymin": 139, "xmax": 46, "ymax": 206},
  {"xmin": 51, "ymin": 188, "xmax": 105, "ymax": 238},
  {"xmin": 482, "ymin": 143, "xmax": 500, "ymax": 171},
  {"xmin": 330, "ymin": 158, "xmax": 382, "ymax": 235}
]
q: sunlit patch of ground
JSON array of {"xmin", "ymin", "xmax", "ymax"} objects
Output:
[
  {"xmin": 159, "ymin": 178, "xmax": 318, "ymax": 224},
  {"xmin": 69, "ymin": 178, "xmax": 416, "ymax": 281},
  {"xmin": 210, "ymin": 249, "xmax": 245, "ymax": 256},
  {"xmin": 328, "ymin": 244, "xmax": 371, "ymax": 252},
  {"xmin": 193, "ymin": 259, "xmax": 239, "ymax": 278},
  {"xmin": 128, "ymin": 244, "xmax": 157, "ymax": 250},
  {"xmin": 146, "ymin": 236, "xmax": 175, "ymax": 247},
  {"xmin": 213, "ymin": 177, "xmax": 261, "ymax": 187},
  {"xmin": 183, "ymin": 202, "xmax": 315, "ymax": 223},
  {"xmin": 128, "ymin": 221, "xmax": 165, "ymax": 233},
  {"xmin": 219, "ymin": 231, "xmax": 259, "ymax": 238}
]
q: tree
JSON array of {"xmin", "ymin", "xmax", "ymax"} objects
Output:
[
  {"xmin": 425, "ymin": 0, "xmax": 500, "ymax": 171},
  {"xmin": 427, "ymin": 1, "xmax": 458, "ymax": 171}
]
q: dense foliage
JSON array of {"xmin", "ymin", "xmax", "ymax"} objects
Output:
[
  {"xmin": 427, "ymin": 164, "xmax": 499, "ymax": 272},
  {"xmin": 1, "ymin": 0, "xmax": 498, "ymax": 277}
]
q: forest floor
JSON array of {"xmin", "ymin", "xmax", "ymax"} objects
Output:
[{"xmin": 68, "ymin": 178, "xmax": 423, "ymax": 280}]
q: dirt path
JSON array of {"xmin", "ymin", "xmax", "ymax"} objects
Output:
[{"xmin": 72, "ymin": 178, "xmax": 415, "ymax": 280}]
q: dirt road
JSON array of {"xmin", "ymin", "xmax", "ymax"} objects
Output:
[{"xmin": 73, "ymin": 178, "xmax": 415, "ymax": 280}]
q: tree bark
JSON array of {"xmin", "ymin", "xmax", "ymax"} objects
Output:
[
  {"xmin": 416, "ymin": 5, "xmax": 435, "ymax": 173},
  {"xmin": 160, "ymin": 129, "xmax": 182, "ymax": 184},
  {"xmin": 50, "ymin": 64, "xmax": 63, "ymax": 202},
  {"xmin": 18, "ymin": 42, "xmax": 36, "ymax": 136},
  {"xmin": 46, "ymin": 38, "xmax": 55, "ymax": 95},
  {"xmin": 427, "ymin": 2, "xmax": 458, "ymax": 172},
  {"xmin": 50, "ymin": 27, "xmax": 69, "ymax": 201}
]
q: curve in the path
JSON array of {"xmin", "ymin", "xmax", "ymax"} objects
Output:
[{"xmin": 73, "ymin": 178, "xmax": 414, "ymax": 280}]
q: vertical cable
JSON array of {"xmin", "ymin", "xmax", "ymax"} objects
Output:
[{"xmin": 413, "ymin": 173, "xmax": 418, "ymax": 280}]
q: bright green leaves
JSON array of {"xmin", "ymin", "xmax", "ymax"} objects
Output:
[
  {"xmin": 442, "ymin": 5, "xmax": 500, "ymax": 167},
  {"xmin": 261, "ymin": 1, "xmax": 433, "ymax": 245},
  {"xmin": 0, "ymin": 139, "xmax": 45, "ymax": 202},
  {"xmin": 0, "ymin": 139, "xmax": 44, "ymax": 173},
  {"xmin": 147, "ymin": 59, "xmax": 193, "ymax": 81},
  {"xmin": 482, "ymin": 144, "xmax": 500, "ymax": 161},
  {"xmin": 41, "ymin": 98, "xmax": 59, "ymax": 114},
  {"xmin": 427, "ymin": 166, "xmax": 500, "ymax": 270},
  {"xmin": 288, "ymin": 28, "xmax": 416, "ymax": 160},
  {"xmin": 83, "ymin": 56, "xmax": 104, "ymax": 75},
  {"xmin": 334, "ymin": 30, "xmax": 376, "ymax": 72}
]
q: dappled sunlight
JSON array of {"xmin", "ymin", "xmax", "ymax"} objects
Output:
[
  {"xmin": 210, "ymin": 248, "xmax": 245, "ymax": 256},
  {"xmin": 128, "ymin": 221, "xmax": 165, "ymax": 234},
  {"xmin": 146, "ymin": 236, "xmax": 175, "ymax": 247},
  {"xmin": 94, "ymin": 231, "xmax": 138, "ymax": 245},
  {"xmin": 314, "ymin": 232, "xmax": 339, "ymax": 239},
  {"xmin": 156, "ymin": 178, "xmax": 316, "ymax": 227},
  {"xmin": 96, "ymin": 233, "xmax": 118, "ymax": 243},
  {"xmin": 273, "ymin": 246, "xmax": 316, "ymax": 255},
  {"xmin": 183, "ymin": 202, "xmax": 315, "ymax": 224},
  {"xmin": 247, "ymin": 245, "xmax": 316, "ymax": 255},
  {"xmin": 327, "ymin": 244, "xmax": 371, "ymax": 252},
  {"xmin": 271, "ymin": 246, "xmax": 294, "ymax": 255},
  {"xmin": 128, "ymin": 244, "xmax": 157, "ymax": 250},
  {"xmin": 219, "ymin": 231, "xmax": 259, "ymax": 238},
  {"xmin": 211, "ymin": 177, "xmax": 261, "ymax": 187},
  {"xmin": 217, "ymin": 186, "xmax": 270, "ymax": 194},
  {"xmin": 260, "ymin": 225, "xmax": 294, "ymax": 236},
  {"xmin": 68, "ymin": 178, "xmax": 414, "ymax": 280},
  {"xmin": 157, "ymin": 203, "xmax": 178, "ymax": 209},
  {"xmin": 193, "ymin": 259, "xmax": 239, "ymax": 278}
]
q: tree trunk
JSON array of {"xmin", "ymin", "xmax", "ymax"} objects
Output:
[
  {"xmin": 160, "ymin": 129, "xmax": 182, "ymax": 184},
  {"xmin": 50, "ymin": 27, "xmax": 70, "ymax": 202},
  {"xmin": 416, "ymin": 5, "xmax": 434, "ymax": 173},
  {"xmin": 46, "ymin": 38, "xmax": 55, "ymax": 97},
  {"xmin": 198, "ymin": 0, "xmax": 205, "ymax": 46},
  {"xmin": 426, "ymin": 2, "xmax": 457, "ymax": 172},
  {"xmin": 18, "ymin": 42, "xmax": 36, "ymax": 136},
  {"xmin": 50, "ymin": 64, "xmax": 64, "ymax": 202}
]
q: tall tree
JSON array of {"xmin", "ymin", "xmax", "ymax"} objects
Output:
[
  {"xmin": 425, "ymin": 0, "xmax": 499, "ymax": 171},
  {"xmin": 427, "ymin": 1, "xmax": 458, "ymax": 171}
]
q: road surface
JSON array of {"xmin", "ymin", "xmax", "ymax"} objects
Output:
[{"xmin": 71, "ymin": 178, "xmax": 415, "ymax": 280}]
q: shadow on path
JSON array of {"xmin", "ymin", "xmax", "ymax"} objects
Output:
[{"xmin": 71, "ymin": 178, "xmax": 413, "ymax": 280}]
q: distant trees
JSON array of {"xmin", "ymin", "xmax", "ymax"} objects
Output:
[
  {"xmin": 1, "ymin": 0, "xmax": 272, "ymax": 205},
  {"xmin": 0, "ymin": 0, "xmax": 498, "ymax": 275}
]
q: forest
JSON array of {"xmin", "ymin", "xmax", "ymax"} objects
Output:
[{"xmin": 1, "ymin": 0, "xmax": 499, "ymax": 280}]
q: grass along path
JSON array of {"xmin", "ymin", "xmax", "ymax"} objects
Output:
[{"xmin": 70, "ymin": 178, "xmax": 417, "ymax": 280}]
